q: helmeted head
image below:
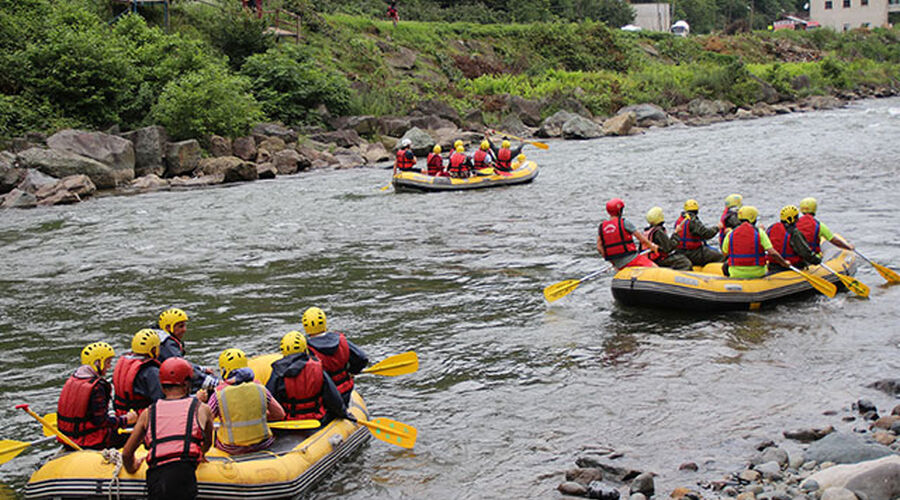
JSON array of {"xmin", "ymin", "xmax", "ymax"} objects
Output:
[
  {"xmin": 301, "ymin": 306, "xmax": 327, "ymax": 335},
  {"xmin": 432, "ymin": 144, "xmax": 441, "ymax": 154},
  {"xmin": 725, "ymin": 194, "xmax": 743, "ymax": 209},
  {"xmin": 683, "ymin": 199, "xmax": 700, "ymax": 212},
  {"xmin": 501, "ymin": 140, "xmax": 511, "ymax": 149},
  {"xmin": 218, "ymin": 348, "xmax": 248, "ymax": 379},
  {"xmin": 780, "ymin": 204, "xmax": 800, "ymax": 225},
  {"xmin": 400, "ymin": 138, "xmax": 412, "ymax": 149},
  {"xmin": 455, "ymin": 145, "xmax": 465, "ymax": 153},
  {"xmin": 131, "ymin": 329, "xmax": 160, "ymax": 358},
  {"xmin": 280, "ymin": 331, "xmax": 308, "ymax": 356},
  {"xmin": 606, "ymin": 198, "xmax": 625, "ymax": 217},
  {"xmin": 799, "ymin": 197, "xmax": 817, "ymax": 215},
  {"xmin": 453, "ymin": 139, "xmax": 463, "ymax": 149},
  {"xmin": 81, "ymin": 342, "xmax": 115, "ymax": 372},
  {"xmin": 646, "ymin": 206, "xmax": 665, "ymax": 226},
  {"xmin": 158, "ymin": 308, "xmax": 188, "ymax": 335},
  {"xmin": 480, "ymin": 140, "xmax": 489, "ymax": 151},
  {"xmin": 159, "ymin": 357, "xmax": 193, "ymax": 386},
  {"xmin": 738, "ymin": 205, "xmax": 759, "ymax": 224},
  {"xmin": 516, "ymin": 154, "xmax": 526, "ymax": 162}
]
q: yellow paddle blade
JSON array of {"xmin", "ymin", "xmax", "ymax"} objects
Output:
[
  {"xmin": 836, "ymin": 273, "xmax": 870, "ymax": 298},
  {"xmin": 792, "ymin": 268, "xmax": 837, "ymax": 298},
  {"xmin": 871, "ymin": 261, "xmax": 900, "ymax": 283},
  {"xmin": 359, "ymin": 417, "xmax": 417, "ymax": 449},
  {"xmin": 494, "ymin": 130, "xmax": 549, "ymax": 150},
  {"xmin": 380, "ymin": 183, "xmax": 392, "ymax": 191},
  {"xmin": 0, "ymin": 440, "xmax": 30, "ymax": 465},
  {"xmin": 543, "ymin": 279, "xmax": 581, "ymax": 303},
  {"xmin": 41, "ymin": 413, "xmax": 58, "ymax": 437},
  {"xmin": 527, "ymin": 140, "xmax": 549, "ymax": 150},
  {"xmin": 362, "ymin": 351, "xmax": 418, "ymax": 376},
  {"xmin": 268, "ymin": 419, "xmax": 321, "ymax": 430}
]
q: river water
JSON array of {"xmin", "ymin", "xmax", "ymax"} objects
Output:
[{"xmin": 1, "ymin": 98, "xmax": 899, "ymax": 498}]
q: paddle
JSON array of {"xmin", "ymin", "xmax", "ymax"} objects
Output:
[
  {"xmin": 489, "ymin": 129, "xmax": 549, "ymax": 150},
  {"xmin": 40, "ymin": 413, "xmax": 58, "ymax": 437},
  {"xmin": 854, "ymin": 251, "xmax": 900, "ymax": 284},
  {"xmin": 362, "ymin": 351, "xmax": 418, "ymax": 377},
  {"xmin": 0, "ymin": 435, "xmax": 57, "ymax": 465},
  {"xmin": 820, "ymin": 263, "xmax": 870, "ymax": 298},
  {"xmin": 788, "ymin": 266, "xmax": 837, "ymax": 298},
  {"xmin": 267, "ymin": 420, "xmax": 321, "ymax": 430},
  {"xmin": 357, "ymin": 417, "xmax": 417, "ymax": 449},
  {"xmin": 543, "ymin": 265, "xmax": 613, "ymax": 303},
  {"xmin": 16, "ymin": 404, "xmax": 81, "ymax": 451}
]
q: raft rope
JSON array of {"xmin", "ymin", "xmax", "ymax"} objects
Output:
[{"xmin": 101, "ymin": 448, "xmax": 123, "ymax": 500}]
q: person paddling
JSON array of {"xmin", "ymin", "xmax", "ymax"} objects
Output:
[
  {"xmin": 721, "ymin": 206, "xmax": 791, "ymax": 278},
  {"xmin": 643, "ymin": 207, "xmax": 692, "ymax": 270},
  {"xmin": 394, "ymin": 138, "xmax": 418, "ymax": 173},
  {"xmin": 112, "ymin": 329, "xmax": 164, "ymax": 417},
  {"xmin": 674, "ymin": 199, "xmax": 725, "ymax": 266},
  {"xmin": 766, "ymin": 205, "xmax": 821, "ymax": 274},
  {"xmin": 303, "ymin": 307, "xmax": 369, "ymax": 406},
  {"xmin": 597, "ymin": 198, "xmax": 658, "ymax": 270},
  {"xmin": 797, "ymin": 197, "xmax": 855, "ymax": 257},
  {"xmin": 426, "ymin": 144, "xmax": 446, "ymax": 176},
  {"xmin": 487, "ymin": 136, "xmax": 522, "ymax": 173},
  {"xmin": 447, "ymin": 145, "xmax": 471, "ymax": 178},
  {"xmin": 719, "ymin": 193, "xmax": 743, "ymax": 246}
]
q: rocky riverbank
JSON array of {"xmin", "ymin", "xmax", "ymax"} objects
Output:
[
  {"xmin": 1, "ymin": 84, "xmax": 897, "ymax": 210},
  {"xmin": 555, "ymin": 379, "xmax": 900, "ymax": 500}
]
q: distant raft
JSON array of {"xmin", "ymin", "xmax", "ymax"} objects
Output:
[
  {"xmin": 611, "ymin": 249, "xmax": 857, "ymax": 311},
  {"xmin": 392, "ymin": 160, "xmax": 539, "ymax": 192}
]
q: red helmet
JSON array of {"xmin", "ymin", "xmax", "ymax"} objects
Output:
[
  {"xmin": 606, "ymin": 198, "xmax": 625, "ymax": 216},
  {"xmin": 159, "ymin": 357, "xmax": 193, "ymax": 385}
]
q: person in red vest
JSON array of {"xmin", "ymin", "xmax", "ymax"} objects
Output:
[
  {"xmin": 721, "ymin": 206, "xmax": 791, "ymax": 278},
  {"xmin": 122, "ymin": 357, "xmax": 213, "ymax": 500},
  {"xmin": 766, "ymin": 204, "xmax": 821, "ymax": 274},
  {"xmin": 394, "ymin": 138, "xmax": 418, "ymax": 173},
  {"xmin": 597, "ymin": 198, "xmax": 658, "ymax": 270},
  {"xmin": 112, "ymin": 329, "xmax": 163, "ymax": 417},
  {"xmin": 266, "ymin": 331, "xmax": 354, "ymax": 425},
  {"xmin": 426, "ymin": 144, "xmax": 446, "ymax": 176},
  {"xmin": 302, "ymin": 307, "xmax": 369, "ymax": 405},
  {"xmin": 57, "ymin": 342, "xmax": 136, "ymax": 450},
  {"xmin": 797, "ymin": 197, "xmax": 855, "ymax": 258},
  {"xmin": 719, "ymin": 193, "xmax": 743, "ymax": 247},
  {"xmin": 447, "ymin": 145, "xmax": 471, "ymax": 178},
  {"xmin": 643, "ymin": 207, "xmax": 692, "ymax": 270},
  {"xmin": 471, "ymin": 140, "xmax": 494, "ymax": 174},
  {"xmin": 386, "ymin": 0, "xmax": 399, "ymax": 27},
  {"xmin": 488, "ymin": 137, "xmax": 523, "ymax": 173},
  {"xmin": 674, "ymin": 199, "xmax": 725, "ymax": 266}
]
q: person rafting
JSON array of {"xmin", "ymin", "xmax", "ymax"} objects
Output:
[
  {"xmin": 447, "ymin": 145, "xmax": 471, "ymax": 178},
  {"xmin": 303, "ymin": 307, "xmax": 369, "ymax": 406},
  {"xmin": 797, "ymin": 197, "xmax": 855, "ymax": 257},
  {"xmin": 719, "ymin": 193, "xmax": 743, "ymax": 246},
  {"xmin": 471, "ymin": 140, "xmax": 494, "ymax": 174},
  {"xmin": 597, "ymin": 198, "xmax": 658, "ymax": 270},
  {"xmin": 56, "ymin": 342, "xmax": 136, "ymax": 450},
  {"xmin": 198, "ymin": 349, "xmax": 285, "ymax": 455},
  {"xmin": 266, "ymin": 331, "xmax": 354, "ymax": 424},
  {"xmin": 112, "ymin": 329, "xmax": 163, "ymax": 416},
  {"xmin": 394, "ymin": 138, "xmax": 418, "ymax": 173},
  {"xmin": 426, "ymin": 144, "xmax": 446, "ymax": 176},
  {"xmin": 155, "ymin": 308, "xmax": 217, "ymax": 392},
  {"xmin": 674, "ymin": 199, "xmax": 725, "ymax": 266},
  {"xmin": 386, "ymin": 0, "xmax": 399, "ymax": 27},
  {"xmin": 721, "ymin": 206, "xmax": 791, "ymax": 278},
  {"xmin": 643, "ymin": 207, "xmax": 692, "ymax": 270},
  {"xmin": 766, "ymin": 205, "xmax": 821, "ymax": 274},
  {"xmin": 487, "ymin": 137, "xmax": 522, "ymax": 173},
  {"xmin": 122, "ymin": 357, "xmax": 214, "ymax": 500}
]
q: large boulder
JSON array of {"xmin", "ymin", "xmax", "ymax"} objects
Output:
[
  {"xmin": 256, "ymin": 163, "xmax": 277, "ymax": 179},
  {"xmin": 377, "ymin": 116, "xmax": 412, "ymax": 137},
  {"xmin": 617, "ymin": 104, "xmax": 667, "ymax": 126},
  {"xmin": 687, "ymin": 98, "xmax": 735, "ymax": 116},
  {"xmin": 508, "ymin": 96, "xmax": 543, "ymax": 127},
  {"xmin": 414, "ymin": 99, "xmax": 461, "ymax": 126},
  {"xmin": 16, "ymin": 169, "xmax": 58, "ymax": 194},
  {"xmin": 198, "ymin": 156, "xmax": 245, "ymax": 176},
  {"xmin": 603, "ymin": 112, "xmax": 636, "ymax": 136},
  {"xmin": 804, "ymin": 456, "xmax": 900, "ymax": 500},
  {"xmin": 17, "ymin": 148, "xmax": 127, "ymax": 189},
  {"xmin": 562, "ymin": 115, "xmax": 603, "ymax": 140},
  {"xmin": 409, "ymin": 114, "xmax": 457, "ymax": 132},
  {"xmin": 497, "ymin": 115, "xmax": 530, "ymax": 138},
  {"xmin": 802, "ymin": 95, "xmax": 845, "ymax": 110},
  {"xmin": 35, "ymin": 175, "xmax": 96, "ymax": 206},
  {"xmin": 251, "ymin": 123, "xmax": 297, "ymax": 144},
  {"xmin": 805, "ymin": 432, "xmax": 895, "ymax": 464},
  {"xmin": 537, "ymin": 110, "xmax": 577, "ymax": 138},
  {"xmin": 331, "ymin": 115, "xmax": 379, "ymax": 136},
  {"xmin": 165, "ymin": 140, "xmax": 201, "ymax": 177},
  {"xmin": 383, "ymin": 45, "xmax": 417, "ymax": 70},
  {"xmin": 309, "ymin": 130, "xmax": 362, "ymax": 149},
  {"xmin": 47, "ymin": 129, "xmax": 135, "ymax": 183},
  {"xmin": 332, "ymin": 150, "xmax": 365, "ymax": 169},
  {"xmin": 363, "ymin": 142, "xmax": 390, "ymax": 164},
  {"xmin": 0, "ymin": 153, "xmax": 25, "ymax": 194},
  {"xmin": 222, "ymin": 162, "xmax": 257, "ymax": 183},
  {"xmin": 257, "ymin": 137, "xmax": 287, "ymax": 155},
  {"xmin": 208, "ymin": 135, "xmax": 232, "ymax": 158},
  {"xmin": 272, "ymin": 149, "xmax": 303, "ymax": 175},
  {"xmin": 232, "ymin": 136, "xmax": 258, "ymax": 161},
  {"xmin": 119, "ymin": 126, "xmax": 167, "ymax": 177},
  {"xmin": 1, "ymin": 188, "xmax": 37, "ymax": 209},
  {"xmin": 399, "ymin": 127, "xmax": 434, "ymax": 156}
]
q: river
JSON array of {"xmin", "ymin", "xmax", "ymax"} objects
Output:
[{"xmin": 1, "ymin": 98, "xmax": 898, "ymax": 498}]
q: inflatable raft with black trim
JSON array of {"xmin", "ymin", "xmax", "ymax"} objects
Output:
[
  {"xmin": 392, "ymin": 158, "xmax": 538, "ymax": 192},
  {"xmin": 611, "ymin": 249, "xmax": 857, "ymax": 311},
  {"xmin": 24, "ymin": 355, "xmax": 371, "ymax": 499}
]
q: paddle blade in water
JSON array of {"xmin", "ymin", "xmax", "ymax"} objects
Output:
[
  {"xmin": 838, "ymin": 274, "xmax": 870, "ymax": 298},
  {"xmin": 803, "ymin": 270, "xmax": 837, "ymax": 298},
  {"xmin": 360, "ymin": 418, "xmax": 417, "ymax": 449},
  {"xmin": 0, "ymin": 440, "xmax": 29, "ymax": 465},
  {"xmin": 543, "ymin": 280, "xmax": 580, "ymax": 302},
  {"xmin": 529, "ymin": 140, "xmax": 549, "ymax": 150},
  {"xmin": 363, "ymin": 351, "xmax": 418, "ymax": 376},
  {"xmin": 872, "ymin": 261, "xmax": 900, "ymax": 283}
]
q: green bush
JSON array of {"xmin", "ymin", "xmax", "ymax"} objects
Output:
[
  {"xmin": 199, "ymin": 3, "xmax": 275, "ymax": 70},
  {"xmin": 151, "ymin": 66, "xmax": 264, "ymax": 140}
]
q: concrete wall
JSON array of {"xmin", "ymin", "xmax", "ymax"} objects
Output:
[
  {"xmin": 810, "ymin": 0, "xmax": 887, "ymax": 30},
  {"xmin": 632, "ymin": 3, "xmax": 672, "ymax": 31}
]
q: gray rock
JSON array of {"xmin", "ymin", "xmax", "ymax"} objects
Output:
[
  {"xmin": 377, "ymin": 116, "xmax": 412, "ymax": 137},
  {"xmin": 558, "ymin": 481, "xmax": 588, "ymax": 496},
  {"xmin": 629, "ymin": 494, "xmax": 646, "ymax": 500},
  {"xmin": 586, "ymin": 481, "xmax": 620, "ymax": 500},
  {"xmin": 119, "ymin": 126, "xmax": 167, "ymax": 177},
  {"xmin": 309, "ymin": 130, "xmax": 362, "ymax": 149},
  {"xmin": 1, "ymin": 188, "xmax": 37, "ymax": 209},
  {"xmin": 35, "ymin": 174, "xmax": 95, "ymax": 201},
  {"xmin": 820, "ymin": 487, "xmax": 858, "ymax": 500},
  {"xmin": 208, "ymin": 135, "xmax": 232, "ymax": 157},
  {"xmin": 17, "ymin": 148, "xmax": 126, "ymax": 189},
  {"xmin": 756, "ymin": 461, "xmax": 783, "ymax": 480},
  {"xmin": 0, "ymin": 153, "xmax": 26, "ymax": 194},
  {"xmin": 462, "ymin": 108, "xmax": 484, "ymax": 129},
  {"xmin": 801, "ymin": 479, "xmax": 819, "ymax": 492},
  {"xmin": 844, "ymin": 461, "xmax": 900, "ymax": 500},
  {"xmin": 868, "ymin": 379, "xmax": 900, "ymax": 397},
  {"xmin": 332, "ymin": 150, "xmax": 366, "ymax": 169},
  {"xmin": 629, "ymin": 472, "xmax": 654, "ymax": 496},
  {"xmin": 784, "ymin": 426, "xmax": 835, "ymax": 442},
  {"xmin": 806, "ymin": 432, "xmax": 894, "ymax": 464},
  {"xmin": 602, "ymin": 112, "xmax": 636, "ymax": 136},
  {"xmin": 566, "ymin": 467, "xmax": 604, "ymax": 485},
  {"xmin": 257, "ymin": 137, "xmax": 287, "ymax": 155},
  {"xmin": 740, "ymin": 469, "xmax": 762, "ymax": 482},
  {"xmin": 857, "ymin": 399, "xmax": 877, "ymax": 414},
  {"xmin": 198, "ymin": 156, "xmax": 245, "ymax": 177},
  {"xmin": 789, "ymin": 451, "xmax": 806, "ymax": 470},
  {"xmin": 165, "ymin": 140, "xmax": 201, "ymax": 177},
  {"xmin": 332, "ymin": 115, "xmax": 379, "ymax": 136},
  {"xmin": 562, "ymin": 115, "xmax": 603, "ymax": 140},
  {"xmin": 537, "ymin": 110, "xmax": 577, "ymax": 138},
  {"xmin": 891, "ymin": 420, "xmax": 900, "ymax": 434},
  {"xmin": 574, "ymin": 456, "xmax": 641, "ymax": 483},
  {"xmin": 414, "ymin": 99, "xmax": 461, "ymax": 126},
  {"xmin": 130, "ymin": 174, "xmax": 168, "ymax": 191},
  {"xmin": 399, "ymin": 127, "xmax": 434, "ymax": 156},
  {"xmin": 497, "ymin": 115, "xmax": 530, "ymax": 138},
  {"xmin": 409, "ymin": 114, "xmax": 457, "ymax": 132},
  {"xmin": 754, "ymin": 447, "xmax": 789, "ymax": 467},
  {"xmin": 46, "ymin": 129, "xmax": 135, "ymax": 177},
  {"xmin": 251, "ymin": 122, "xmax": 297, "ymax": 144},
  {"xmin": 255, "ymin": 163, "xmax": 277, "ymax": 179},
  {"xmin": 232, "ymin": 136, "xmax": 258, "ymax": 161},
  {"xmin": 222, "ymin": 162, "xmax": 257, "ymax": 183},
  {"xmin": 508, "ymin": 96, "xmax": 543, "ymax": 127},
  {"xmin": 168, "ymin": 174, "xmax": 224, "ymax": 187},
  {"xmin": 687, "ymin": 98, "xmax": 734, "ymax": 116},
  {"xmin": 272, "ymin": 149, "xmax": 302, "ymax": 175},
  {"xmin": 802, "ymin": 95, "xmax": 845, "ymax": 110},
  {"xmin": 617, "ymin": 103, "xmax": 667, "ymax": 125},
  {"xmin": 363, "ymin": 142, "xmax": 390, "ymax": 164},
  {"xmin": 384, "ymin": 45, "xmax": 416, "ymax": 69}
]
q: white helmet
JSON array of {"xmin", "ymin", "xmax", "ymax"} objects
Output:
[{"xmin": 400, "ymin": 138, "xmax": 412, "ymax": 148}]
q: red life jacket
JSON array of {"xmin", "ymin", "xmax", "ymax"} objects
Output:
[
  {"xmin": 675, "ymin": 214, "xmax": 704, "ymax": 250},
  {"xmin": 395, "ymin": 149, "xmax": 416, "ymax": 171},
  {"xmin": 496, "ymin": 148, "xmax": 512, "ymax": 170},
  {"xmin": 642, "ymin": 225, "xmax": 668, "ymax": 261},
  {"xmin": 448, "ymin": 153, "xmax": 468, "ymax": 177},
  {"xmin": 426, "ymin": 153, "xmax": 443, "ymax": 176},
  {"xmin": 281, "ymin": 358, "xmax": 327, "ymax": 421},
  {"xmin": 113, "ymin": 354, "xmax": 160, "ymax": 416},
  {"xmin": 57, "ymin": 372, "xmax": 111, "ymax": 448},
  {"xmin": 719, "ymin": 207, "xmax": 737, "ymax": 246},
  {"xmin": 599, "ymin": 217, "xmax": 637, "ymax": 260},
  {"xmin": 796, "ymin": 214, "xmax": 821, "ymax": 254},
  {"xmin": 726, "ymin": 223, "xmax": 766, "ymax": 267},
  {"xmin": 766, "ymin": 222, "xmax": 801, "ymax": 266},
  {"xmin": 309, "ymin": 334, "xmax": 353, "ymax": 399},
  {"xmin": 387, "ymin": 6, "xmax": 397, "ymax": 18},
  {"xmin": 472, "ymin": 150, "xmax": 489, "ymax": 169},
  {"xmin": 144, "ymin": 397, "xmax": 204, "ymax": 468}
]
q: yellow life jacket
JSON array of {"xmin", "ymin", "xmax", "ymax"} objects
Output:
[{"xmin": 216, "ymin": 382, "xmax": 271, "ymax": 446}]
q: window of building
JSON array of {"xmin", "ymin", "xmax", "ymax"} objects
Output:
[
  {"xmin": 843, "ymin": 0, "xmax": 850, "ymax": 7},
  {"xmin": 862, "ymin": 22, "xmax": 871, "ymax": 27},
  {"xmin": 843, "ymin": 23, "xmax": 851, "ymax": 30},
  {"xmin": 861, "ymin": 0, "xmax": 868, "ymax": 5},
  {"xmin": 825, "ymin": 0, "xmax": 833, "ymax": 8}
]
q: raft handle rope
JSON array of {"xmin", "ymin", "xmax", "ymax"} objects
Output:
[{"xmin": 101, "ymin": 448, "xmax": 123, "ymax": 500}]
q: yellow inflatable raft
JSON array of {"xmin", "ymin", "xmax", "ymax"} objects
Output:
[
  {"xmin": 25, "ymin": 355, "xmax": 371, "ymax": 499},
  {"xmin": 392, "ymin": 159, "xmax": 539, "ymax": 192},
  {"xmin": 611, "ymin": 249, "xmax": 857, "ymax": 311}
]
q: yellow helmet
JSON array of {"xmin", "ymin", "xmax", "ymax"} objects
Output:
[
  {"xmin": 799, "ymin": 197, "xmax": 817, "ymax": 214},
  {"xmin": 683, "ymin": 199, "xmax": 700, "ymax": 212},
  {"xmin": 81, "ymin": 342, "xmax": 115, "ymax": 371},
  {"xmin": 453, "ymin": 139, "xmax": 463, "ymax": 149},
  {"xmin": 501, "ymin": 140, "xmax": 511, "ymax": 149},
  {"xmin": 738, "ymin": 205, "xmax": 759, "ymax": 224},
  {"xmin": 280, "ymin": 331, "xmax": 308, "ymax": 356},
  {"xmin": 480, "ymin": 140, "xmax": 490, "ymax": 151},
  {"xmin": 725, "ymin": 194, "xmax": 743, "ymax": 208},
  {"xmin": 646, "ymin": 206, "xmax": 665, "ymax": 225},
  {"xmin": 780, "ymin": 204, "xmax": 800, "ymax": 224},
  {"xmin": 455, "ymin": 145, "xmax": 465, "ymax": 153},
  {"xmin": 158, "ymin": 308, "xmax": 188, "ymax": 333},
  {"xmin": 131, "ymin": 329, "xmax": 160, "ymax": 357},
  {"xmin": 218, "ymin": 348, "xmax": 248, "ymax": 379},
  {"xmin": 301, "ymin": 306, "xmax": 327, "ymax": 335},
  {"xmin": 516, "ymin": 153, "xmax": 526, "ymax": 162},
  {"xmin": 432, "ymin": 144, "xmax": 441, "ymax": 154}
]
